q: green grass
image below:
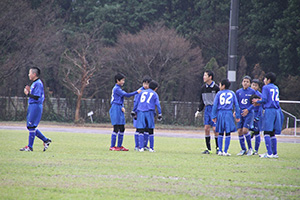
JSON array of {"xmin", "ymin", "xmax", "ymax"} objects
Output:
[{"xmin": 0, "ymin": 130, "xmax": 299, "ymax": 200}]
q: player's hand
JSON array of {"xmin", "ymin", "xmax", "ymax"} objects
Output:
[
  {"xmin": 212, "ymin": 118, "xmax": 217, "ymax": 123},
  {"xmin": 233, "ymin": 112, "xmax": 236, "ymax": 118},
  {"xmin": 235, "ymin": 118, "xmax": 240, "ymax": 122},
  {"xmin": 24, "ymin": 85, "xmax": 30, "ymax": 95},
  {"xmin": 241, "ymin": 109, "xmax": 249, "ymax": 117},
  {"xmin": 131, "ymin": 111, "xmax": 136, "ymax": 118},
  {"xmin": 122, "ymin": 107, "xmax": 125, "ymax": 113},
  {"xmin": 195, "ymin": 111, "xmax": 201, "ymax": 118},
  {"xmin": 157, "ymin": 114, "xmax": 162, "ymax": 121},
  {"xmin": 137, "ymin": 89, "xmax": 142, "ymax": 94}
]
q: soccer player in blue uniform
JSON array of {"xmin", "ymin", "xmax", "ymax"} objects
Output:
[
  {"xmin": 20, "ymin": 67, "xmax": 52, "ymax": 152},
  {"xmin": 236, "ymin": 76, "xmax": 256, "ymax": 156},
  {"xmin": 132, "ymin": 80, "xmax": 162, "ymax": 152},
  {"xmin": 250, "ymin": 79, "xmax": 263, "ymax": 155},
  {"xmin": 253, "ymin": 72, "xmax": 282, "ymax": 158},
  {"xmin": 195, "ymin": 70, "xmax": 220, "ymax": 154},
  {"xmin": 212, "ymin": 79, "xmax": 240, "ymax": 156},
  {"xmin": 132, "ymin": 75, "xmax": 152, "ymax": 151},
  {"xmin": 109, "ymin": 73, "xmax": 141, "ymax": 151}
]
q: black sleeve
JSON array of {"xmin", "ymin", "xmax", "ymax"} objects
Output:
[
  {"xmin": 28, "ymin": 94, "xmax": 40, "ymax": 100},
  {"xmin": 198, "ymin": 86, "xmax": 205, "ymax": 112}
]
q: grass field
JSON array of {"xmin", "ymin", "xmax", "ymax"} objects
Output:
[{"xmin": 0, "ymin": 129, "xmax": 299, "ymax": 200}]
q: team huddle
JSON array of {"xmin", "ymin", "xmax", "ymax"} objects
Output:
[
  {"xmin": 20, "ymin": 67, "xmax": 283, "ymax": 159},
  {"xmin": 195, "ymin": 70, "xmax": 283, "ymax": 158}
]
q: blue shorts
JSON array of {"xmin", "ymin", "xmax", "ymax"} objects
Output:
[
  {"xmin": 263, "ymin": 108, "xmax": 282, "ymax": 134},
  {"xmin": 237, "ymin": 110, "xmax": 253, "ymax": 129},
  {"xmin": 27, "ymin": 104, "xmax": 43, "ymax": 128},
  {"xmin": 109, "ymin": 104, "xmax": 125, "ymax": 125},
  {"xmin": 136, "ymin": 111, "xmax": 155, "ymax": 129},
  {"xmin": 204, "ymin": 106, "xmax": 216, "ymax": 127},
  {"xmin": 215, "ymin": 110, "xmax": 237, "ymax": 134}
]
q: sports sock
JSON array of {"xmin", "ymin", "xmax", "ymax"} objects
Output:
[
  {"xmin": 245, "ymin": 132, "xmax": 253, "ymax": 149},
  {"xmin": 264, "ymin": 135, "xmax": 272, "ymax": 155},
  {"xmin": 255, "ymin": 134, "xmax": 261, "ymax": 152},
  {"xmin": 149, "ymin": 135, "xmax": 154, "ymax": 149},
  {"xmin": 218, "ymin": 135, "xmax": 223, "ymax": 152},
  {"xmin": 205, "ymin": 136, "xmax": 211, "ymax": 151},
  {"xmin": 271, "ymin": 136, "xmax": 277, "ymax": 155},
  {"xmin": 117, "ymin": 132, "xmax": 124, "ymax": 147},
  {"xmin": 139, "ymin": 134, "xmax": 144, "ymax": 149},
  {"xmin": 224, "ymin": 135, "xmax": 231, "ymax": 153},
  {"xmin": 134, "ymin": 132, "xmax": 139, "ymax": 148},
  {"xmin": 35, "ymin": 129, "xmax": 47, "ymax": 142},
  {"xmin": 110, "ymin": 132, "xmax": 117, "ymax": 148},
  {"xmin": 144, "ymin": 132, "xmax": 149, "ymax": 147},
  {"xmin": 239, "ymin": 135, "xmax": 247, "ymax": 151},
  {"xmin": 215, "ymin": 136, "xmax": 219, "ymax": 149},
  {"xmin": 28, "ymin": 128, "xmax": 36, "ymax": 149}
]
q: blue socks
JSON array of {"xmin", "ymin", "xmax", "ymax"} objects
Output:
[
  {"xmin": 271, "ymin": 136, "xmax": 277, "ymax": 155},
  {"xmin": 245, "ymin": 132, "xmax": 253, "ymax": 149},
  {"xmin": 218, "ymin": 135, "xmax": 223, "ymax": 152},
  {"xmin": 239, "ymin": 135, "xmax": 247, "ymax": 151},
  {"xmin": 255, "ymin": 134, "xmax": 261, "ymax": 152},
  {"xmin": 144, "ymin": 132, "xmax": 149, "ymax": 147},
  {"xmin": 139, "ymin": 134, "xmax": 144, "ymax": 149},
  {"xmin": 35, "ymin": 129, "xmax": 47, "ymax": 142},
  {"xmin": 111, "ymin": 132, "xmax": 117, "ymax": 148},
  {"xmin": 28, "ymin": 129, "xmax": 36, "ymax": 149},
  {"xmin": 134, "ymin": 132, "xmax": 139, "ymax": 148},
  {"xmin": 224, "ymin": 135, "xmax": 231, "ymax": 153},
  {"xmin": 264, "ymin": 135, "xmax": 272, "ymax": 155},
  {"xmin": 117, "ymin": 132, "xmax": 124, "ymax": 147},
  {"xmin": 149, "ymin": 135, "xmax": 154, "ymax": 149}
]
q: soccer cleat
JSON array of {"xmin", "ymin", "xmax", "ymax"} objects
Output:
[
  {"xmin": 247, "ymin": 148, "xmax": 254, "ymax": 156},
  {"xmin": 149, "ymin": 148, "xmax": 155, "ymax": 152},
  {"xmin": 139, "ymin": 148, "xmax": 144, "ymax": 152},
  {"xmin": 259, "ymin": 153, "xmax": 272, "ymax": 158},
  {"xmin": 109, "ymin": 146, "xmax": 120, "ymax": 151},
  {"xmin": 223, "ymin": 152, "xmax": 231, "ymax": 156},
  {"xmin": 118, "ymin": 146, "xmax": 129, "ymax": 151},
  {"xmin": 43, "ymin": 138, "xmax": 52, "ymax": 152},
  {"xmin": 216, "ymin": 148, "xmax": 219, "ymax": 154},
  {"xmin": 253, "ymin": 151, "xmax": 258, "ymax": 155},
  {"xmin": 134, "ymin": 147, "xmax": 139, "ymax": 151},
  {"xmin": 218, "ymin": 151, "xmax": 223, "ymax": 156},
  {"xmin": 237, "ymin": 150, "xmax": 247, "ymax": 156},
  {"xmin": 144, "ymin": 146, "xmax": 150, "ymax": 151},
  {"xmin": 20, "ymin": 146, "xmax": 33, "ymax": 151},
  {"xmin": 202, "ymin": 149, "xmax": 211, "ymax": 154},
  {"xmin": 272, "ymin": 154, "xmax": 279, "ymax": 158}
]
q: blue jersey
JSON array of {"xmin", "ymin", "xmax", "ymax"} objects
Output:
[
  {"xmin": 133, "ymin": 89, "xmax": 162, "ymax": 114},
  {"xmin": 236, "ymin": 87, "xmax": 256, "ymax": 111},
  {"xmin": 253, "ymin": 90, "xmax": 262, "ymax": 112},
  {"xmin": 110, "ymin": 84, "xmax": 138, "ymax": 105},
  {"xmin": 258, "ymin": 83, "xmax": 280, "ymax": 109},
  {"xmin": 212, "ymin": 89, "xmax": 240, "ymax": 119},
  {"xmin": 28, "ymin": 79, "xmax": 44, "ymax": 104}
]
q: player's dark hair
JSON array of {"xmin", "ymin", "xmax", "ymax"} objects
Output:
[
  {"xmin": 30, "ymin": 67, "xmax": 40, "ymax": 76},
  {"xmin": 149, "ymin": 80, "xmax": 159, "ymax": 90},
  {"xmin": 242, "ymin": 75, "xmax": 252, "ymax": 82},
  {"xmin": 265, "ymin": 72, "xmax": 276, "ymax": 83},
  {"xmin": 142, "ymin": 75, "xmax": 152, "ymax": 83},
  {"xmin": 252, "ymin": 79, "xmax": 260, "ymax": 84},
  {"xmin": 221, "ymin": 79, "xmax": 231, "ymax": 89},
  {"xmin": 115, "ymin": 73, "xmax": 125, "ymax": 83},
  {"xmin": 205, "ymin": 70, "xmax": 214, "ymax": 80},
  {"xmin": 250, "ymin": 94, "xmax": 260, "ymax": 103}
]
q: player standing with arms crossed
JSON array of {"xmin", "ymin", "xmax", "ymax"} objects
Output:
[
  {"xmin": 20, "ymin": 67, "xmax": 52, "ymax": 152},
  {"xmin": 236, "ymin": 76, "xmax": 256, "ymax": 156},
  {"xmin": 212, "ymin": 79, "xmax": 240, "ymax": 156},
  {"xmin": 109, "ymin": 73, "xmax": 141, "ymax": 151},
  {"xmin": 195, "ymin": 70, "xmax": 220, "ymax": 154},
  {"xmin": 132, "ymin": 80, "xmax": 162, "ymax": 152},
  {"xmin": 253, "ymin": 72, "xmax": 282, "ymax": 158}
]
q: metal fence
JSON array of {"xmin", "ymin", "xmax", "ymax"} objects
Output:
[{"xmin": 0, "ymin": 96, "xmax": 204, "ymax": 126}]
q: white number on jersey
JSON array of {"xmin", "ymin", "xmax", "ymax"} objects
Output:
[
  {"xmin": 220, "ymin": 92, "xmax": 233, "ymax": 105},
  {"xmin": 270, "ymin": 88, "xmax": 279, "ymax": 101},
  {"xmin": 140, "ymin": 92, "xmax": 154, "ymax": 103}
]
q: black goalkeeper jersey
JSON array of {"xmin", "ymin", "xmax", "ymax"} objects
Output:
[{"xmin": 198, "ymin": 81, "xmax": 220, "ymax": 112}]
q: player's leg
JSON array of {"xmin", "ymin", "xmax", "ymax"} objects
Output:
[
  {"xmin": 202, "ymin": 106, "xmax": 212, "ymax": 154},
  {"xmin": 134, "ymin": 128, "xmax": 139, "ymax": 151},
  {"xmin": 237, "ymin": 123, "xmax": 247, "ymax": 156},
  {"xmin": 117, "ymin": 125, "xmax": 126, "ymax": 149},
  {"xmin": 243, "ymin": 127, "xmax": 254, "ymax": 156},
  {"xmin": 270, "ymin": 131, "xmax": 278, "ymax": 158},
  {"xmin": 217, "ymin": 132, "xmax": 224, "ymax": 155},
  {"xmin": 144, "ymin": 127, "xmax": 149, "ymax": 150},
  {"xmin": 213, "ymin": 127, "xmax": 219, "ymax": 154},
  {"xmin": 261, "ymin": 131, "xmax": 273, "ymax": 157},
  {"xmin": 253, "ymin": 131, "xmax": 260, "ymax": 154},
  {"xmin": 109, "ymin": 125, "xmax": 119, "ymax": 150},
  {"xmin": 137, "ymin": 128, "xmax": 145, "ymax": 151},
  {"xmin": 148, "ymin": 129, "xmax": 155, "ymax": 152},
  {"xmin": 224, "ymin": 132, "xmax": 231, "ymax": 156},
  {"xmin": 260, "ymin": 109, "xmax": 276, "ymax": 158}
]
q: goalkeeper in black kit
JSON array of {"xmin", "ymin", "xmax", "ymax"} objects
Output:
[{"xmin": 195, "ymin": 70, "xmax": 220, "ymax": 154}]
